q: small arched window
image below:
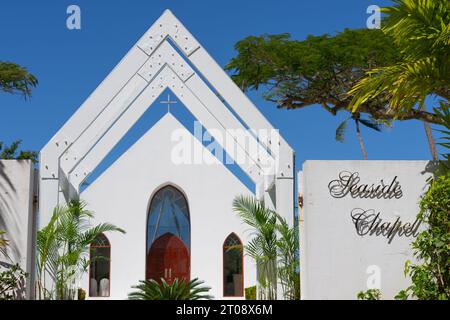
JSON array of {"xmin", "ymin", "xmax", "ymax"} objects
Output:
[
  {"xmin": 89, "ymin": 233, "xmax": 111, "ymax": 297},
  {"xmin": 223, "ymin": 233, "xmax": 244, "ymax": 297}
]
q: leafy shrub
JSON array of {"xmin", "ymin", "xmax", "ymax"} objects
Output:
[
  {"xmin": 0, "ymin": 264, "xmax": 28, "ymax": 300},
  {"xmin": 396, "ymin": 174, "xmax": 450, "ymax": 300},
  {"xmin": 245, "ymin": 286, "xmax": 257, "ymax": 300},
  {"xmin": 357, "ymin": 289, "xmax": 381, "ymax": 300}
]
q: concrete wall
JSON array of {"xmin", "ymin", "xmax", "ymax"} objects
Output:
[
  {"xmin": 81, "ymin": 114, "xmax": 256, "ymax": 299},
  {"xmin": 299, "ymin": 160, "xmax": 435, "ymax": 300},
  {"xmin": 0, "ymin": 160, "xmax": 36, "ymax": 298}
]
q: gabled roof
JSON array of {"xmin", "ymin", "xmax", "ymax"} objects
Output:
[{"xmin": 39, "ymin": 9, "xmax": 293, "ymax": 203}]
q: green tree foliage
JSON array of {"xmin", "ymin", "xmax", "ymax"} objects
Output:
[
  {"xmin": 349, "ymin": 0, "xmax": 450, "ymax": 120},
  {"xmin": 128, "ymin": 278, "xmax": 212, "ymax": 300},
  {"xmin": 233, "ymin": 196, "xmax": 300, "ymax": 300},
  {"xmin": 36, "ymin": 200, "xmax": 125, "ymax": 300},
  {"xmin": 0, "ymin": 264, "xmax": 28, "ymax": 300},
  {"xmin": 396, "ymin": 174, "xmax": 450, "ymax": 300},
  {"xmin": 225, "ymin": 28, "xmax": 442, "ymax": 124},
  {"xmin": 0, "ymin": 62, "xmax": 37, "ymax": 99},
  {"xmin": 0, "ymin": 140, "xmax": 38, "ymax": 163},
  {"xmin": 0, "ymin": 61, "xmax": 38, "ymax": 161}
]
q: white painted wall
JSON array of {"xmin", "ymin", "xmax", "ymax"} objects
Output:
[
  {"xmin": 0, "ymin": 160, "xmax": 36, "ymax": 298},
  {"xmin": 299, "ymin": 160, "xmax": 434, "ymax": 300},
  {"xmin": 81, "ymin": 114, "xmax": 256, "ymax": 300}
]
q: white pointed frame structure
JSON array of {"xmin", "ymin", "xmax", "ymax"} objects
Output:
[{"xmin": 39, "ymin": 10, "xmax": 295, "ymax": 229}]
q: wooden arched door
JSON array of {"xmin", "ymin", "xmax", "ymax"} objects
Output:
[{"xmin": 146, "ymin": 232, "xmax": 190, "ymax": 284}]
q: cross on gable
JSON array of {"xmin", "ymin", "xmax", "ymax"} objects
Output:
[{"xmin": 160, "ymin": 93, "xmax": 177, "ymax": 113}]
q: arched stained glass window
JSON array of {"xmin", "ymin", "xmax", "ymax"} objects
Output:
[
  {"xmin": 89, "ymin": 233, "xmax": 111, "ymax": 297},
  {"xmin": 147, "ymin": 186, "xmax": 190, "ymax": 249},
  {"xmin": 146, "ymin": 185, "xmax": 190, "ymax": 283},
  {"xmin": 223, "ymin": 233, "xmax": 244, "ymax": 297}
]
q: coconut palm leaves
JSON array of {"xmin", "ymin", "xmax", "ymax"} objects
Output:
[
  {"xmin": 349, "ymin": 0, "xmax": 450, "ymax": 118},
  {"xmin": 435, "ymin": 105, "xmax": 450, "ymax": 163},
  {"xmin": 232, "ymin": 195, "xmax": 300, "ymax": 300},
  {"xmin": 233, "ymin": 196, "xmax": 277, "ymax": 299},
  {"xmin": 128, "ymin": 278, "xmax": 213, "ymax": 300},
  {"xmin": 335, "ymin": 114, "xmax": 390, "ymax": 160},
  {"xmin": 275, "ymin": 215, "xmax": 300, "ymax": 300},
  {"xmin": 36, "ymin": 200, "xmax": 125, "ymax": 300}
]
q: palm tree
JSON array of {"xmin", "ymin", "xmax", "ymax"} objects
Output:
[
  {"xmin": 36, "ymin": 200, "xmax": 125, "ymax": 300},
  {"xmin": 128, "ymin": 278, "xmax": 213, "ymax": 300},
  {"xmin": 233, "ymin": 196, "xmax": 278, "ymax": 300},
  {"xmin": 232, "ymin": 196, "xmax": 301, "ymax": 300},
  {"xmin": 335, "ymin": 114, "xmax": 391, "ymax": 160},
  {"xmin": 349, "ymin": 0, "xmax": 450, "ymax": 160},
  {"xmin": 274, "ymin": 214, "xmax": 300, "ymax": 300}
]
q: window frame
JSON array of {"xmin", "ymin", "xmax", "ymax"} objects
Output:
[
  {"xmin": 89, "ymin": 233, "xmax": 111, "ymax": 298},
  {"xmin": 222, "ymin": 232, "xmax": 244, "ymax": 298}
]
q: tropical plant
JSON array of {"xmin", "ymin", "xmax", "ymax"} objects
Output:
[
  {"xmin": 357, "ymin": 289, "xmax": 381, "ymax": 300},
  {"xmin": 349, "ymin": 0, "xmax": 450, "ymax": 160},
  {"xmin": 0, "ymin": 140, "xmax": 38, "ymax": 163},
  {"xmin": 335, "ymin": 114, "xmax": 391, "ymax": 160},
  {"xmin": 275, "ymin": 213, "xmax": 300, "ymax": 300},
  {"xmin": 396, "ymin": 174, "xmax": 450, "ymax": 300},
  {"xmin": 0, "ymin": 61, "xmax": 37, "ymax": 99},
  {"xmin": 233, "ymin": 195, "xmax": 300, "ymax": 300},
  {"xmin": 226, "ymin": 27, "xmax": 442, "ymax": 158},
  {"xmin": 128, "ymin": 278, "xmax": 212, "ymax": 300},
  {"xmin": 36, "ymin": 200, "xmax": 125, "ymax": 300},
  {"xmin": 0, "ymin": 263, "xmax": 28, "ymax": 300},
  {"xmin": 233, "ymin": 196, "xmax": 278, "ymax": 300},
  {"xmin": 350, "ymin": 0, "xmax": 450, "ymax": 115}
]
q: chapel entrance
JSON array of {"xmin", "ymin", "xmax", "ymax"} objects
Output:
[
  {"xmin": 146, "ymin": 185, "xmax": 191, "ymax": 283},
  {"xmin": 146, "ymin": 233, "xmax": 190, "ymax": 283}
]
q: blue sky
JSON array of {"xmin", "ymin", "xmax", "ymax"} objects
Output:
[{"xmin": 0, "ymin": 0, "xmax": 444, "ymax": 186}]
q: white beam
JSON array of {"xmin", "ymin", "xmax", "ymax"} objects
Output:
[
  {"xmin": 63, "ymin": 41, "xmax": 274, "ymax": 188},
  {"xmin": 70, "ymin": 67, "xmax": 265, "ymax": 189}
]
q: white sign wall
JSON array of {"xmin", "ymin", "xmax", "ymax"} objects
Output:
[{"xmin": 299, "ymin": 160, "xmax": 434, "ymax": 299}]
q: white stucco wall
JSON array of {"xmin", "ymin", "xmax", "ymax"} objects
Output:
[
  {"xmin": 0, "ymin": 160, "xmax": 36, "ymax": 298},
  {"xmin": 299, "ymin": 160, "xmax": 434, "ymax": 300},
  {"xmin": 81, "ymin": 114, "xmax": 256, "ymax": 299}
]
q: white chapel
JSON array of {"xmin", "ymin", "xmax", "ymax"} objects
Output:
[{"xmin": 35, "ymin": 10, "xmax": 295, "ymax": 299}]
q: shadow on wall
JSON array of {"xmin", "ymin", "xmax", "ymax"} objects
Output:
[
  {"xmin": 422, "ymin": 161, "xmax": 441, "ymax": 176},
  {"xmin": 0, "ymin": 160, "xmax": 25, "ymax": 264},
  {"xmin": 420, "ymin": 160, "xmax": 442, "ymax": 192}
]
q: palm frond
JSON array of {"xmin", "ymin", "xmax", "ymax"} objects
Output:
[
  {"xmin": 358, "ymin": 118, "xmax": 383, "ymax": 132},
  {"xmin": 335, "ymin": 118, "xmax": 349, "ymax": 142},
  {"xmin": 36, "ymin": 200, "xmax": 125, "ymax": 300},
  {"xmin": 128, "ymin": 278, "xmax": 212, "ymax": 300}
]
